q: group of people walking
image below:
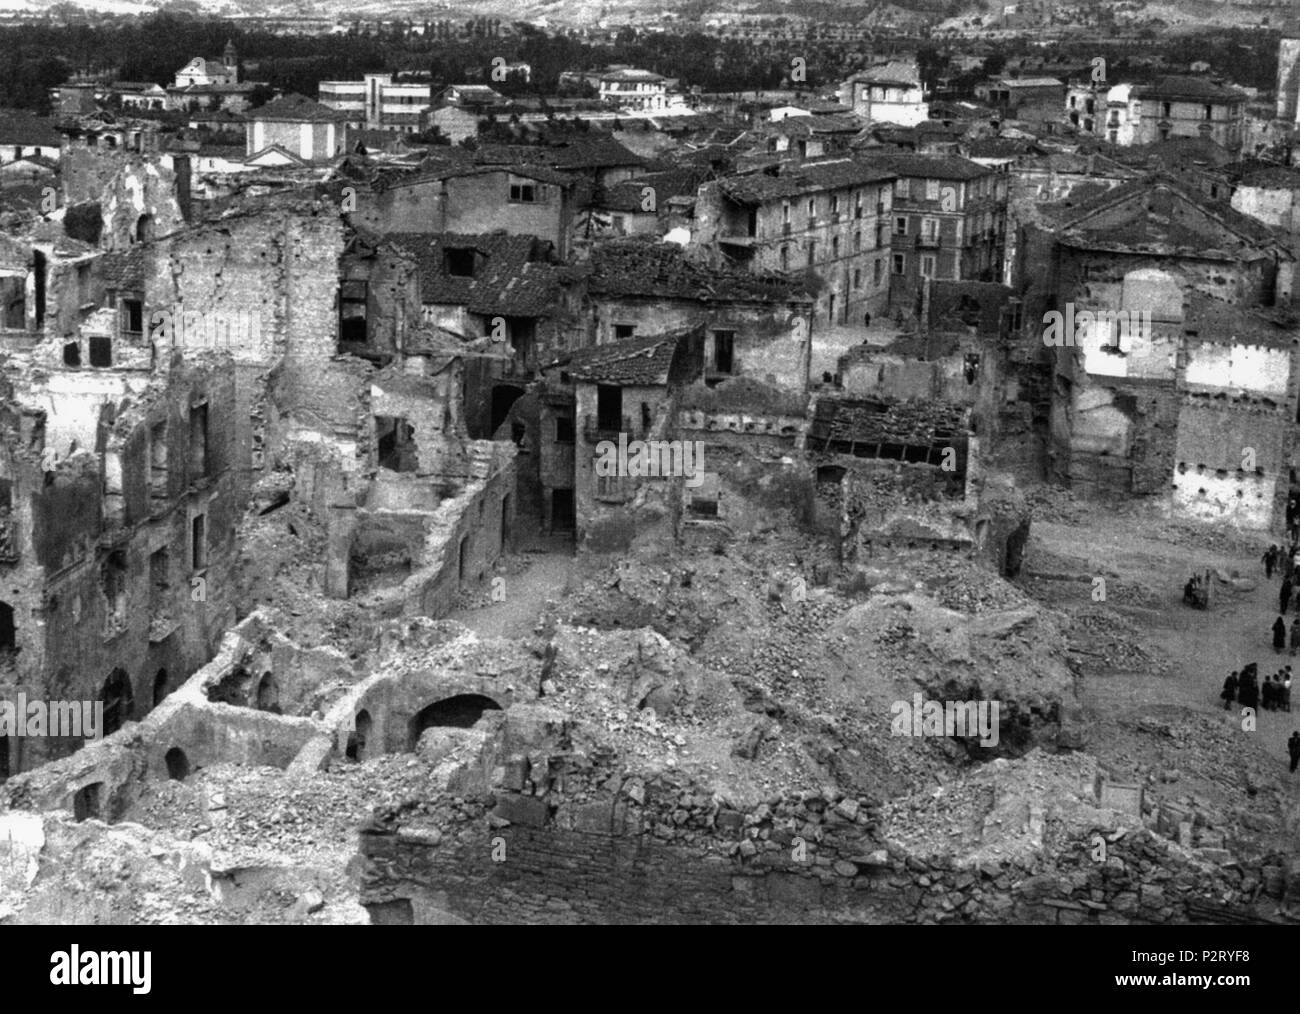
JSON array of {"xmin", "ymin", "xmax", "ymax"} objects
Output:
[
  {"xmin": 1221, "ymin": 663, "xmax": 1291, "ymax": 712},
  {"xmin": 1260, "ymin": 546, "xmax": 1300, "ymax": 774},
  {"xmin": 1264, "ymin": 545, "xmax": 1300, "ymax": 653}
]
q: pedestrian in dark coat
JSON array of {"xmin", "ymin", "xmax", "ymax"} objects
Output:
[
  {"xmin": 1241, "ymin": 669, "xmax": 1259, "ymax": 710},
  {"xmin": 1275, "ymin": 615, "xmax": 1289, "ymax": 653},
  {"xmin": 1222, "ymin": 672, "xmax": 1238, "ymax": 709},
  {"xmin": 1289, "ymin": 732, "xmax": 1300, "ymax": 773},
  {"xmin": 1264, "ymin": 676, "xmax": 1277, "ymax": 710},
  {"xmin": 1282, "ymin": 580, "xmax": 1293, "ymax": 616},
  {"xmin": 1265, "ymin": 546, "xmax": 1277, "ymax": 579}
]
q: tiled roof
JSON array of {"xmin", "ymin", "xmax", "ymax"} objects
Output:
[
  {"xmin": 847, "ymin": 61, "xmax": 921, "ymax": 88},
  {"xmin": 856, "ymin": 152, "xmax": 991, "ymax": 181},
  {"xmin": 719, "ymin": 157, "xmax": 897, "ymax": 203},
  {"xmin": 1050, "ymin": 174, "xmax": 1283, "ymax": 253},
  {"xmin": 583, "ymin": 237, "xmax": 807, "ymax": 303},
  {"xmin": 547, "ymin": 136, "xmax": 645, "ymax": 170},
  {"xmin": 0, "ymin": 110, "xmax": 62, "ymax": 147},
  {"xmin": 386, "ymin": 231, "xmax": 562, "ymax": 317},
  {"xmin": 965, "ymin": 138, "xmax": 1039, "ymax": 158},
  {"xmin": 810, "ymin": 396, "xmax": 968, "ymax": 446},
  {"xmin": 1134, "ymin": 76, "xmax": 1249, "ymax": 103},
  {"xmin": 562, "ymin": 330, "xmax": 682, "ymax": 385},
  {"xmin": 248, "ymin": 93, "xmax": 345, "ymax": 123},
  {"xmin": 1238, "ymin": 165, "xmax": 1300, "ymax": 189},
  {"xmin": 99, "ymin": 246, "xmax": 145, "ymax": 291},
  {"xmin": 1183, "ymin": 292, "xmax": 1298, "ymax": 349},
  {"xmin": 994, "ymin": 76, "xmax": 1064, "ymax": 88}
]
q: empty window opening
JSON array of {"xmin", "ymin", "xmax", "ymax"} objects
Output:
[
  {"xmin": 188, "ymin": 403, "xmax": 208, "ymax": 479},
  {"xmin": 713, "ymin": 330, "xmax": 735, "ymax": 374},
  {"xmin": 164, "ymin": 747, "xmax": 189, "ymax": 781},
  {"xmin": 134, "ymin": 215, "xmax": 152, "ymax": 243},
  {"xmin": 555, "ymin": 416, "xmax": 574, "ymax": 443},
  {"xmin": 597, "ymin": 385, "xmax": 622, "ymax": 431},
  {"xmin": 72, "ymin": 782, "xmax": 102, "ymax": 822},
  {"xmin": 508, "ymin": 178, "xmax": 538, "ymax": 203},
  {"xmin": 613, "ymin": 323, "xmax": 636, "ymax": 340},
  {"xmin": 149, "ymin": 421, "xmax": 167, "ymax": 497},
  {"xmin": 120, "ymin": 298, "xmax": 143, "ymax": 338},
  {"xmin": 62, "ymin": 341, "xmax": 80, "ymax": 366},
  {"xmin": 688, "ymin": 496, "xmax": 719, "ymax": 518},
  {"xmin": 88, "ymin": 335, "xmax": 112, "ymax": 367},
  {"xmin": 153, "ymin": 668, "xmax": 169, "ymax": 706},
  {"xmin": 338, "ymin": 280, "xmax": 369, "ymax": 344},
  {"xmin": 33, "ymin": 250, "xmax": 46, "ymax": 330},
  {"xmin": 149, "ymin": 546, "xmax": 169, "ymax": 613},
  {"xmin": 101, "ymin": 668, "xmax": 133, "ymax": 736},
  {"xmin": 445, "ymin": 248, "xmax": 476, "ymax": 277},
  {"xmin": 376, "ymin": 415, "xmax": 418, "ymax": 472},
  {"xmin": 408, "ymin": 694, "xmax": 502, "ymax": 748},
  {"xmin": 191, "ymin": 514, "xmax": 207, "ymax": 570},
  {"xmin": 102, "ymin": 551, "xmax": 127, "ymax": 635},
  {"xmin": 0, "ymin": 601, "xmax": 14, "ymax": 651}
]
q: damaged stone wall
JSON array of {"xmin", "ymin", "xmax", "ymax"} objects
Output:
[
  {"xmin": 589, "ymin": 296, "xmax": 812, "ymax": 396},
  {"xmin": 357, "ymin": 760, "xmax": 1270, "ymax": 925}
]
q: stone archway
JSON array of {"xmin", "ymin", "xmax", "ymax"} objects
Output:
[
  {"xmin": 164, "ymin": 747, "xmax": 190, "ymax": 781},
  {"xmin": 407, "ymin": 694, "xmax": 502, "ymax": 750}
]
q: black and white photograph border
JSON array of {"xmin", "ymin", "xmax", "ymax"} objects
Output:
[{"xmin": 0, "ymin": 0, "xmax": 1292, "ymax": 952}]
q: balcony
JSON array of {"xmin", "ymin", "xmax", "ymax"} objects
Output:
[
  {"xmin": 916, "ymin": 233, "xmax": 941, "ymax": 248},
  {"xmin": 829, "ymin": 211, "xmax": 840, "ymax": 225},
  {"xmin": 718, "ymin": 232, "xmax": 758, "ymax": 247},
  {"xmin": 782, "ymin": 222, "xmax": 791, "ymax": 236}
]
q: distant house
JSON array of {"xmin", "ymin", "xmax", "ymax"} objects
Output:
[
  {"xmin": 109, "ymin": 82, "xmax": 168, "ymax": 111},
  {"xmin": 595, "ymin": 68, "xmax": 669, "ymax": 112},
  {"xmin": 839, "ymin": 61, "xmax": 928, "ymax": 127},
  {"xmin": 320, "ymin": 74, "xmax": 434, "ymax": 133},
  {"xmin": 174, "ymin": 41, "xmax": 239, "ymax": 88},
  {"xmin": 0, "ymin": 111, "xmax": 62, "ymax": 165},
  {"xmin": 244, "ymin": 94, "xmax": 348, "ymax": 163}
]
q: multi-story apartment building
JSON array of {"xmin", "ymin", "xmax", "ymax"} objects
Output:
[
  {"xmin": 694, "ymin": 158, "xmax": 897, "ymax": 326},
  {"xmin": 319, "ymin": 73, "xmax": 433, "ymax": 133},
  {"xmin": 1070, "ymin": 77, "xmax": 1247, "ymax": 152},
  {"xmin": 861, "ymin": 153, "xmax": 1006, "ymax": 307}
]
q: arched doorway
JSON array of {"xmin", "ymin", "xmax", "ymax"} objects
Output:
[
  {"xmin": 255, "ymin": 672, "xmax": 278, "ymax": 712},
  {"xmin": 347, "ymin": 709, "xmax": 372, "ymax": 761},
  {"xmin": 134, "ymin": 214, "xmax": 153, "ymax": 243},
  {"xmin": 408, "ymin": 694, "xmax": 502, "ymax": 749},
  {"xmin": 101, "ymin": 669, "xmax": 133, "ymax": 736},
  {"xmin": 164, "ymin": 747, "xmax": 189, "ymax": 781},
  {"xmin": 153, "ymin": 668, "xmax": 168, "ymax": 706}
]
